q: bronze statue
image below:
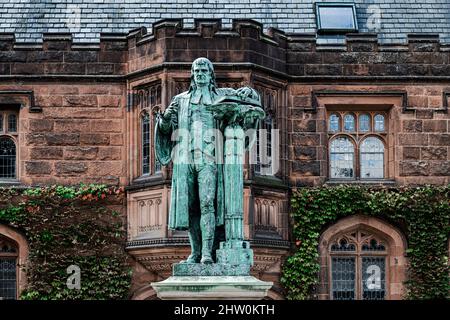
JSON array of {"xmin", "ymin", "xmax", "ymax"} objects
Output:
[{"xmin": 155, "ymin": 57, "xmax": 264, "ymax": 268}]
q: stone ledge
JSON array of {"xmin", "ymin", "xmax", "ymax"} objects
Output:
[{"xmin": 151, "ymin": 275, "xmax": 273, "ymax": 300}]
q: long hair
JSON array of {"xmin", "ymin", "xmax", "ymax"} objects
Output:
[{"xmin": 188, "ymin": 57, "xmax": 217, "ymax": 93}]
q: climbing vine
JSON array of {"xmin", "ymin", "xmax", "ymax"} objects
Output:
[
  {"xmin": 281, "ymin": 185, "xmax": 450, "ymax": 300},
  {"xmin": 0, "ymin": 184, "xmax": 131, "ymax": 300}
]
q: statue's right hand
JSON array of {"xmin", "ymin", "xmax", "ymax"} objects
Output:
[
  {"xmin": 163, "ymin": 106, "xmax": 173, "ymax": 120},
  {"xmin": 163, "ymin": 102, "xmax": 177, "ymax": 120}
]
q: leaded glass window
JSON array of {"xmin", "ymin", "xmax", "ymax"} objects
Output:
[
  {"xmin": 330, "ymin": 137, "xmax": 354, "ymax": 179},
  {"xmin": 254, "ymin": 86, "xmax": 277, "ymax": 176},
  {"xmin": 343, "ymin": 114, "xmax": 355, "ymax": 132},
  {"xmin": 360, "ymin": 137, "xmax": 384, "ymax": 179},
  {"xmin": 359, "ymin": 114, "xmax": 370, "ymax": 132},
  {"xmin": 141, "ymin": 113, "xmax": 150, "ymax": 175},
  {"xmin": 374, "ymin": 114, "xmax": 385, "ymax": 132},
  {"xmin": 0, "ymin": 137, "xmax": 16, "ymax": 179},
  {"xmin": 0, "ymin": 236, "xmax": 18, "ymax": 300},
  {"xmin": 329, "ymin": 113, "xmax": 340, "ymax": 132},
  {"xmin": 257, "ymin": 114, "xmax": 273, "ymax": 175},
  {"xmin": 331, "ymin": 238, "xmax": 356, "ymax": 252},
  {"xmin": 329, "ymin": 231, "xmax": 387, "ymax": 300},
  {"xmin": 153, "ymin": 113, "xmax": 162, "ymax": 173},
  {"xmin": 0, "ymin": 258, "xmax": 16, "ymax": 300},
  {"xmin": 331, "ymin": 257, "xmax": 355, "ymax": 300},
  {"xmin": 362, "ymin": 238, "xmax": 386, "ymax": 252},
  {"xmin": 8, "ymin": 114, "xmax": 17, "ymax": 133},
  {"xmin": 362, "ymin": 257, "xmax": 386, "ymax": 300},
  {"xmin": 327, "ymin": 111, "xmax": 388, "ymax": 180},
  {"xmin": 135, "ymin": 83, "xmax": 162, "ymax": 177}
]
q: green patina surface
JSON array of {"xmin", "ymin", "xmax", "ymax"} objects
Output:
[
  {"xmin": 154, "ymin": 57, "xmax": 265, "ymax": 276},
  {"xmin": 173, "ymin": 263, "xmax": 251, "ymax": 276}
]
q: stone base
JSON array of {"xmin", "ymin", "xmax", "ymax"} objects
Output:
[
  {"xmin": 173, "ymin": 263, "xmax": 250, "ymax": 276},
  {"xmin": 151, "ymin": 276, "xmax": 273, "ymax": 300}
]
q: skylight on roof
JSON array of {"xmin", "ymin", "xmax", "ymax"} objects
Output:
[{"xmin": 315, "ymin": 2, "xmax": 358, "ymax": 33}]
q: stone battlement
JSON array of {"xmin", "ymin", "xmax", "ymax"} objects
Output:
[{"xmin": 0, "ymin": 19, "xmax": 449, "ymax": 78}]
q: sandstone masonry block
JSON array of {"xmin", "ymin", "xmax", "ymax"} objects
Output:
[
  {"xmin": 30, "ymin": 147, "xmax": 63, "ymax": 160},
  {"xmin": 98, "ymin": 147, "xmax": 121, "ymax": 160},
  {"xmin": 400, "ymin": 161, "xmax": 429, "ymax": 176},
  {"xmin": 46, "ymin": 133, "xmax": 80, "ymax": 146},
  {"xmin": 423, "ymin": 120, "xmax": 447, "ymax": 132},
  {"xmin": 403, "ymin": 147, "xmax": 420, "ymax": 160},
  {"xmin": 63, "ymin": 95, "xmax": 97, "ymax": 107},
  {"xmin": 403, "ymin": 120, "xmax": 422, "ymax": 132},
  {"xmin": 293, "ymin": 120, "xmax": 316, "ymax": 132},
  {"xmin": 26, "ymin": 133, "xmax": 46, "ymax": 146},
  {"xmin": 90, "ymin": 120, "xmax": 122, "ymax": 133},
  {"xmin": 398, "ymin": 134, "xmax": 428, "ymax": 146},
  {"xmin": 98, "ymin": 95, "xmax": 122, "ymax": 108},
  {"xmin": 64, "ymin": 147, "xmax": 99, "ymax": 160},
  {"xmin": 80, "ymin": 133, "xmax": 110, "ymax": 145},
  {"xmin": 292, "ymin": 161, "xmax": 320, "ymax": 176},
  {"xmin": 29, "ymin": 119, "xmax": 54, "ymax": 132},
  {"xmin": 25, "ymin": 161, "xmax": 52, "ymax": 175},
  {"xmin": 292, "ymin": 133, "xmax": 320, "ymax": 146},
  {"xmin": 421, "ymin": 147, "xmax": 447, "ymax": 160},
  {"xmin": 292, "ymin": 146, "xmax": 317, "ymax": 160},
  {"xmin": 54, "ymin": 119, "xmax": 90, "ymax": 132},
  {"xmin": 429, "ymin": 134, "xmax": 450, "ymax": 146},
  {"xmin": 55, "ymin": 162, "xmax": 88, "ymax": 175},
  {"xmin": 429, "ymin": 162, "xmax": 450, "ymax": 176}
]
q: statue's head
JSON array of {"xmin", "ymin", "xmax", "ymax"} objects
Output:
[{"xmin": 189, "ymin": 57, "xmax": 217, "ymax": 91}]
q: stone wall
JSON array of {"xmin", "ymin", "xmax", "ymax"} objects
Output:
[{"xmin": 0, "ymin": 33, "xmax": 128, "ymax": 185}]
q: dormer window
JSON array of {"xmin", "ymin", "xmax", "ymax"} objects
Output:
[{"xmin": 315, "ymin": 2, "xmax": 358, "ymax": 34}]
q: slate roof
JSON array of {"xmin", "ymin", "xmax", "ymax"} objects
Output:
[{"xmin": 0, "ymin": 0, "xmax": 449, "ymax": 43}]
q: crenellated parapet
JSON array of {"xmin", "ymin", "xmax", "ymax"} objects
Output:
[
  {"xmin": 0, "ymin": 32, "xmax": 128, "ymax": 77},
  {"xmin": 118, "ymin": 18, "xmax": 450, "ymax": 78},
  {"xmin": 1, "ymin": 19, "xmax": 449, "ymax": 79}
]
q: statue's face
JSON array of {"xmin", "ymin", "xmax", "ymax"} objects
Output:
[{"xmin": 192, "ymin": 62, "xmax": 211, "ymax": 87}]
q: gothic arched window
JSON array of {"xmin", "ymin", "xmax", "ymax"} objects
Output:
[
  {"xmin": 136, "ymin": 84, "xmax": 162, "ymax": 177},
  {"xmin": 0, "ymin": 235, "xmax": 18, "ymax": 300},
  {"xmin": 0, "ymin": 137, "xmax": 16, "ymax": 179},
  {"xmin": 254, "ymin": 86, "xmax": 278, "ymax": 176},
  {"xmin": 329, "ymin": 230, "xmax": 387, "ymax": 300}
]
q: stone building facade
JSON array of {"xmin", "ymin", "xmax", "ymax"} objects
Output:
[{"xmin": 0, "ymin": 1, "xmax": 449, "ymax": 300}]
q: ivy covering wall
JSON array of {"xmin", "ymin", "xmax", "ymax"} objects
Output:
[
  {"xmin": 281, "ymin": 185, "xmax": 450, "ymax": 300},
  {"xmin": 0, "ymin": 185, "xmax": 131, "ymax": 300}
]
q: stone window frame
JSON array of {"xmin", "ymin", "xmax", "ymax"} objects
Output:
[
  {"xmin": 0, "ymin": 109, "xmax": 19, "ymax": 182},
  {"xmin": 318, "ymin": 215, "xmax": 407, "ymax": 300},
  {"xmin": 0, "ymin": 90, "xmax": 38, "ymax": 185},
  {"xmin": 313, "ymin": 91, "xmax": 403, "ymax": 183},
  {"xmin": 328, "ymin": 229, "xmax": 388, "ymax": 300},
  {"xmin": 130, "ymin": 81, "xmax": 163, "ymax": 183},
  {"xmin": 251, "ymin": 76, "xmax": 287, "ymax": 181},
  {"xmin": 253, "ymin": 85, "xmax": 279, "ymax": 177},
  {"xmin": 0, "ymin": 224, "xmax": 29, "ymax": 300},
  {"xmin": 327, "ymin": 111, "xmax": 388, "ymax": 180}
]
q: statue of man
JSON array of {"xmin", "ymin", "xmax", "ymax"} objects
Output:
[{"xmin": 155, "ymin": 57, "xmax": 260, "ymax": 264}]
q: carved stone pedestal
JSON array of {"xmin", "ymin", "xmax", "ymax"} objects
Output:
[
  {"xmin": 173, "ymin": 263, "xmax": 250, "ymax": 276},
  {"xmin": 151, "ymin": 276, "xmax": 273, "ymax": 300}
]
